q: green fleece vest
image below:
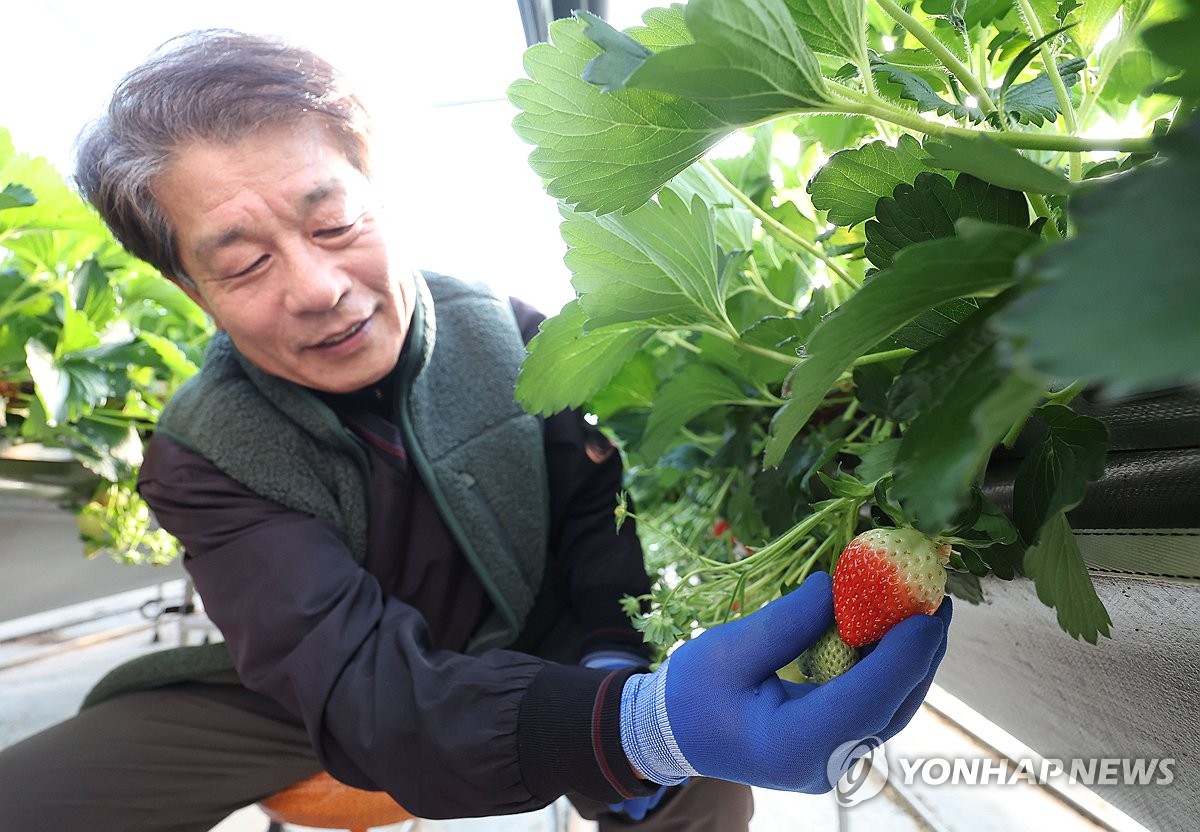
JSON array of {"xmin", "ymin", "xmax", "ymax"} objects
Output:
[{"xmin": 83, "ymin": 272, "xmax": 548, "ymax": 708}]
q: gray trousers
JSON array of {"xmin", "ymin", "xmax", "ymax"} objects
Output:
[{"xmin": 0, "ymin": 682, "xmax": 753, "ymax": 832}]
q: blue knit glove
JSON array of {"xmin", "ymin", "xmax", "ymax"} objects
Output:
[
  {"xmin": 582, "ymin": 650, "xmax": 681, "ymax": 820},
  {"xmin": 619, "ymin": 571, "xmax": 951, "ymax": 792}
]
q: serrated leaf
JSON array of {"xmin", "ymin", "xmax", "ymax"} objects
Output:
[
  {"xmin": 71, "ymin": 418, "xmax": 144, "ymax": 481},
  {"xmin": 891, "ymin": 298, "xmax": 981, "ymax": 351},
  {"xmin": 0, "ymin": 136, "xmax": 105, "ymax": 238},
  {"xmin": 71, "ymin": 259, "xmax": 118, "ymax": 331},
  {"xmin": 923, "ymin": 133, "xmax": 1077, "ymax": 194},
  {"xmin": 996, "ymin": 124, "xmax": 1200, "ymax": 394},
  {"xmin": 1074, "ymin": 0, "xmax": 1123, "ymax": 54},
  {"xmin": 26, "ymin": 338, "xmax": 70, "ymax": 427},
  {"xmin": 792, "ymin": 114, "xmax": 876, "ymax": 151},
  {"xmin": 852, "ymin": 361, "xmax": 899, "ymax": 417},
  {"xmin": 137, "ymin": 331, "xmax": 200, "ymax": 383},
  {"xmin": 1000, "ymin": 58, "xmax": 1087, "ymax": 126},
  {"xmin": 1012, "ymin": 404, "xmax": 1109, "ymax": 544},
  {"xmin": 890, "ymin": 340, "xmax": 1045, "ymax": 533},
  {"xmin": 996, "ymin": 24, "xmax": 1077, "ymax": 99},
  {"xmin": 668, "ymin": 162, "xmax": 756, "ymax": 254},
  {"xmin": 579, "ymin": 11, "xmax": 655, "ymax": 91},
  {"xmin": 563, "ymin": 189, "xmax": 725, "ymax": 328},
  {"xmin": 1024, "ymin": 512, "xmax": 1113, "ymax": 643},
  {"xmin": 1140, "ymin": 1, "xmax": 1200, "ymax": 97},
  {"xmin": 782, "ymin": 0, "xmax": 868, "ymax": 63},
  {"xmin": 1099, "ymin": 47, "xmax": 1167, "ymax": 104},
  {"xmin": 509, "ymin": 9, "xmax": 721, "ymax": 215},
  {"xmin": 856, "ymin": 437, "xmax": 901, "ymax": 484},
  {"xmin": 871, "ymin": 60, "xmax": 979, "ymax": 122},
  {"xmin": 516, "ymin": 300, "xmax": 653, "ymax": 415},
  {"xmin": 888, "ymin": 299, "xmax": 999, "ymax": 422},
  {"xmin": 618, "ymin": 0, "xmax": 832, "ymax": 122},
  {"xmin": 808, "ymin": 135, "xmax": 934, "ymax": 227},
  {"xmin": 945, "ymin": 571, "xmax": 986, "ymax": 604},
  {"xmin": 764, "ymin": 221, "xmax": 1039, "ymax": 467},
  {"xmin": 587, "ymin": 350, "xmax": 659, "ymax": 420},
  {"xmin": 640, "ymin": 364, "xmax": 749, "ymax": 461},
  {"xmin": 865, "ymin": 172, "xmax": 1030, "ymax": 269},
  {"xmin": 921, "ymin": 0, "xmax": 1014, "ymax": 29},
  {"xmin": 0, "ymin": 183, "xmax": 36, "ymax": 210}
]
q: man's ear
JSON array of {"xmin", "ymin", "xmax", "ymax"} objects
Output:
[{"xmin": 168, "ymin": 276, "xmax": 223, "ymax": 331}]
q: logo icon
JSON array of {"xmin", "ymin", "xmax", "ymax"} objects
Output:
[{"xmin": 827, "ymin": 736, "xmax": 888, "ymax": 806}]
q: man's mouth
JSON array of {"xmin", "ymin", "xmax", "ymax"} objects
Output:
[{"xmin": 313, "ymin": 318, "xmax": 367, "ymax": 348}]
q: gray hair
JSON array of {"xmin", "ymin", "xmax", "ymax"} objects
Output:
[{"xmin": 74, "ymin": 29, "xmax": 374, "ymax": 288}]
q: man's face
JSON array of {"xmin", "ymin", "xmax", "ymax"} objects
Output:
[{"xmin": 154, "ymin": 121, "xmax": 412, "ymax": 393}]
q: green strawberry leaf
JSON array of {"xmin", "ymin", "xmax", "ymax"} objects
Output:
[
  {"xmin": 609, "ymin": 0, "xmax": 832, "ymax": 123},
  {"xmin": 516, "ymin": 300, "xmax": 653, "ymax": 415},
  {"xmin": 1023, "ymin": 512, "xmax": 1113, "ymax": 643},
  {"xmin": 669, "ymin": 162, "xmax": 757, "ymax": 254},
  {"xmin": 563, "ymin": 189, "xmax": 727, "ymax": 329},
  {"xmin": 640, "ymin": 364, "xmax": 751, "ymax": 462},
  {"xmin": 1012, "ymin": 404, "xmax": 1110, "ymax": 545},
  {"xmin": 995, "ymin": 123, "xmax": 1200, "ymax": 395},
  {"xmin": 781, "ymin": 0, "xmax": 869, "ymax": 63},
  {"xmin": 891, "ymin": 298, "xmax": 982, "ymax": 351},
  {"xmin": 586, "ymin": 351, "xmax": 659, "ymax": 421},
  {"xmin": 945, "ymin": 571, "xmax": 986, "ymax": 604},
  {"xmin": 808, "ymin": 134, "xmax": 935, "ymax": 227},
  {"xmin": 1140, "ymin": 0, "xmax": 1200, "ymax": 97},
  {"xmin": 922, "ymin": 133, "xmax": 1077, "ymax": 194},
  {"xmin": 578, "ymin": 10, "xmax": 656, "ymax": 91},
  {"xmin": 857, "ymin": 439, "xmax": 902, "ymax": 486},
  {"xmin": 765, "ymin": 221, "xmax": 1039, "ymax": 468},
  {"xmin": 864, "ymin": 172, "xmax": 1030, "ymax": 269},
  {"xmin": 1073, "ymin": 0, "xmax": 1123, "ymax": 54},
  {"xmin": 891, "ymin": 340, "xmax": 1045, "ymax": 534},
  {"xmin": 0, "ymin": 182, "xmax": 36, "ymax": 210},
  {"xmin": 887, "ymin": 299, "xmax": 999, "ymax": 423},
  {"xmin": 999, "ymin": 58, "xmax": 1087, "ymax": 126},
  {"xmin": 920, "ymin": 0, "xmax": 1014, "ymax": 29},
  {"xmin": 508, "ymin": 8, "xmax": 717, "ymax": 215}
]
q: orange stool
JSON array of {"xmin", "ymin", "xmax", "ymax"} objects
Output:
[{"xmin": 258, "ymin": 770, "xmax": 415, "ymax": 832}]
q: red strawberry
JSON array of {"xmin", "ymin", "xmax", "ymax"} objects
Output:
[{"xmin": 832, "ymin": 527, "xmax": 950, "ymax": 648}]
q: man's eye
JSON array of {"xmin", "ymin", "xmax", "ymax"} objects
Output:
[
  {"xmin": 231, "ymin": 255, "xmax": 268, "ymax": 278},
  {"xmin": 315, "ymin": 221, "xmax": 357, "ymax": 238}
]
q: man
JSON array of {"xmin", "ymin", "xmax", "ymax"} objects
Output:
[{"xmin": 0, "ymin": 29, "xmax": 951, "ymax": 831}]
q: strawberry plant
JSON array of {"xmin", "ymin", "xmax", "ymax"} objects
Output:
[
  {"xmin": 0, "ymin": 128, "xmax": 212, "ymax": 564},
  {"xmin": 508, "ymin": 0, "xmax": 1200, "ymax": 652}
]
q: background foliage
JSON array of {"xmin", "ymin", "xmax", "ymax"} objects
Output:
[
  {"xmin": 0, "ymin": 129, "xmax": 211, "ymax": 564},
  {"xmin": 509, "ymin": 0, "xmax": 1200, "ymax": 652}
]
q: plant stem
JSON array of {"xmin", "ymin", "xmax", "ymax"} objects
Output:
[
  {"xmin": 1046, "ymin": 379, "xmax": 1087, "ymax": 406},
  {"xmin": 1013, "ymin": 0, "xmax": 1082, "ymax": 181},
  {"xmin": 658, "ymin": 331, "xmax": 703, "ymax": 355},
  {"xmin": 1027, "ymin": 193, "xmax": 1063, "ymax": 239},
  {"xmin": 828, "ymin": 83, "xmax": 1156, "ymax": 153},
  {"xmin": 852, "ymin": 347, "xmax": 914, "ymax": 367},
  {"xmin": 693, "ymin": 324, "xmax": 800, "ymax": 368},
  {"xmin": 875, "ymin": 0, "xmax": 998, "ymax": 116},
  {"xmin": 745, "ymin": 259, "xmax": 806, "ymax": 315},
  {"xmin": 698, "ymin": 160, "xmax": 856, "ymax": 289}
]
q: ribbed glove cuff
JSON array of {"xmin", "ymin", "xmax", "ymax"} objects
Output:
[{"xmin": 618, "ymin": 657, "xmax": 698, "ymax": 786}]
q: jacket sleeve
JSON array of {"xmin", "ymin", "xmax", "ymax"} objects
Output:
[
  {"xmin": 509, "ymin": 297, "xmax": 653, "ymax": 661},
  {"xmin": 138, "ymin": 435, "xmax": 656, "ymax": 818}
]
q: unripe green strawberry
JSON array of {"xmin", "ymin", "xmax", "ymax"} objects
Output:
[
  {"xmin": 797, "ymin": 625, "xmax": 860, "ymax": 683},
  {"xmin": 832, "ymin": 527, "xmax": 950, "ymax": 648}
]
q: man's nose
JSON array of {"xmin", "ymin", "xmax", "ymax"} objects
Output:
[{"xmin": 284, "ymin": 248, "xmax": 351, "ymax": 314}]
